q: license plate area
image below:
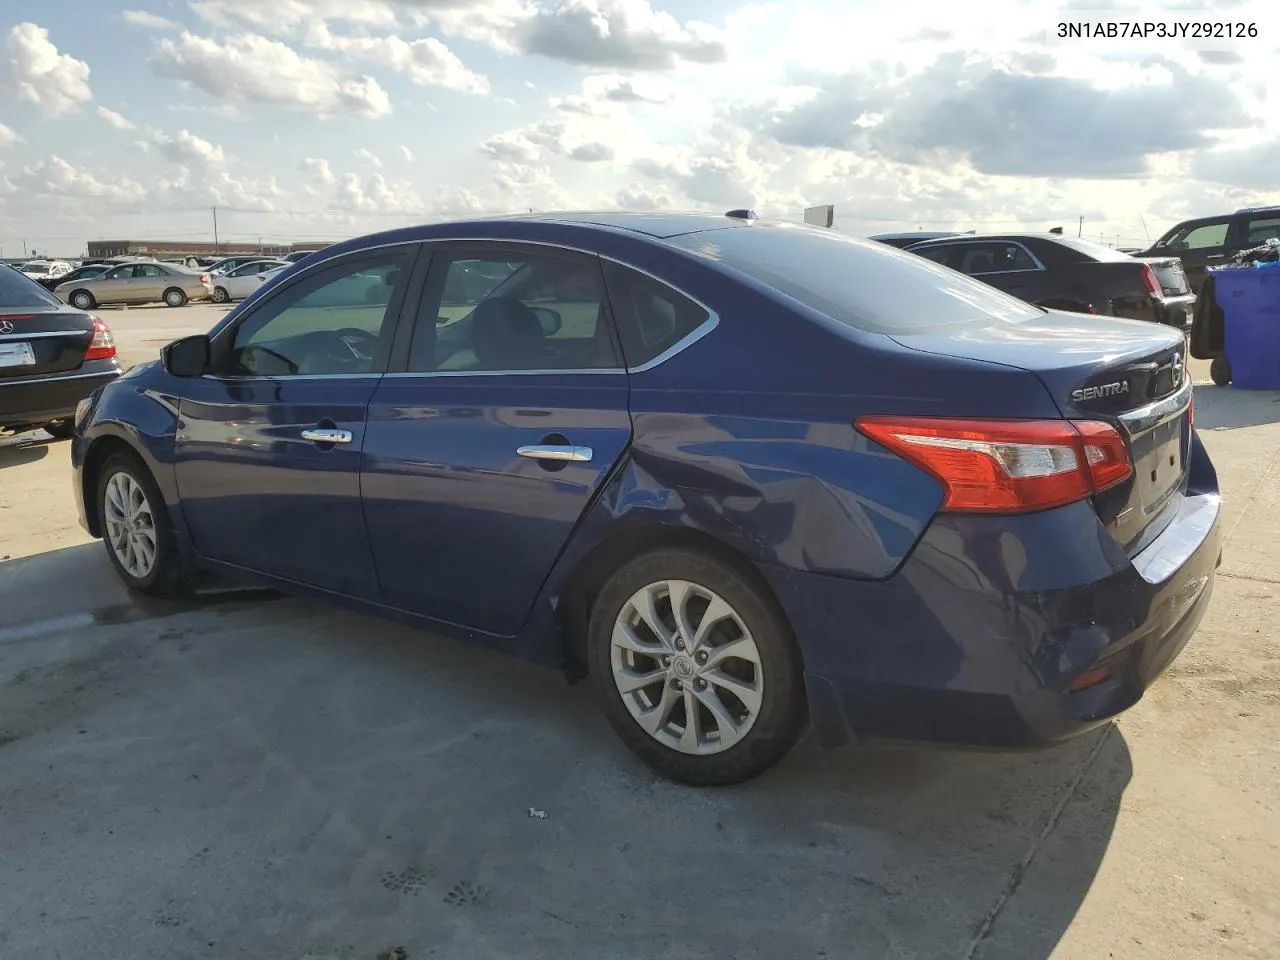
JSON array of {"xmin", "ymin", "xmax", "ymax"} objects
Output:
[
  {"xmin": 1131, "ymin": 412, "xmax": 1187, "ymax": 516},
  {"xmin": 0, "ymin": 341, "xmax": 36, "ymax": 368}
]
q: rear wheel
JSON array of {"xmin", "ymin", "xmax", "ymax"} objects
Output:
[
  {"xmin": 70, "ymin": 290, "xmax": 96, "ymax": 310},
  {"xmin": 96, "ymin": 452, "xmax": 189, "ymax": 596},
  {"xmin": 587, "ymin": 547, "xmax": 806, "ymax": 785},
  {"xmin": 212, "ymin": 286, "xmax": 230, "ymax": 304},
  {"xmin": 43, "ymin": 418, "xmax": 76, "ymax": 439},
  {"xmin": 1210, "ymin": 356, "xmax": 1231, "ymax": 386},
  {"xmin": 163, "ymin": 287, "xmax": 188, "ymax": 307}
]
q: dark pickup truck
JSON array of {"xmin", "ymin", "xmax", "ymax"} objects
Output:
[{"xmin": 905, "ymin": 232, "xmax": 1196, "ymax": 330}]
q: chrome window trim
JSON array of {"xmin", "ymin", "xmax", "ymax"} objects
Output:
[
  {"xmin": 200, "ymin": 372, "xmax": 385, "ymax": 383},
  {"xmin": 0, "ymin": 329, "xmax": 86, "ymax": 340},
  {"xmin": 392, "ymin": 236, "xmax": 719, "ymax": 378}
]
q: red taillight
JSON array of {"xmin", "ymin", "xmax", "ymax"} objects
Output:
[
  {"xmin": 855, "ymin": 417, "xmax": 1133, "ymax": 513},
  {"xmin": 199, "ymin": 273, "xmax": 210, "ymax": 284},
  {"xmin": 1141, "ymin": 264, "xmax": 1162, "ymax": 298},
  {"xmin": 83, "ymin": 315, "xmax": 116, "ymax": 361}
]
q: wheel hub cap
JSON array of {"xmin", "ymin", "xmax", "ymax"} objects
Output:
[
  {"xmin": 609, "ymin": 578, "xmax": 764, "ymax": 756},
  {"xmin": 103, "ymin": 472, "xmax": 157, "ymax": 580}
]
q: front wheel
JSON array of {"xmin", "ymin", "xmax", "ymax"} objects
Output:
[
  {"xmin": 1210, "ymin": 356, "xmax": 1231, "ymax": 386},
  {"xmin": 96, "ymin": 452, "xmax": 189, "ymax": 596},
  {"xmin": 163, "ymin": 287, "xmax": 188, "ymax": 307},
  {"xmin": 211, "ymin": 286, "xmax": 230, "ymax": 304},
  {"xmin": 587, "ymin": 548, "xmax": 806, "ymax": 785}
]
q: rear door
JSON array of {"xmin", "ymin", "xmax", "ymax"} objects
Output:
[
  {"xmin": 133, "ymin": 263, "xmax": 168, "ymax": 301},
  {"xmin": 361, "ymin": 242, "xmax": 632, "ymax": 635}
]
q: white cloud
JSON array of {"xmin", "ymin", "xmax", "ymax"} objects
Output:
[
  {"xmin": 301, "ymin": 157, "xmax": 336, "ymax": 185},
  {"xmin": 152, "ymin": 129, "xmax": 226, "ymax": 168},
  {"xmin": 0, "ymin": 124, "xmax": 24, "ymax": 148},
  {"xmin": 122, "ymin": 9, "xmax": 180, "ymax": 30},
  {"xmin": 615, "ymin": 181, "xmax": 673, "ymax": 211},
  {"xmin": 3, "ymin": 23, "xmax": 93, "ymax": 115},
  {"xmin": 151, "ymin": 31, "xmax": 392, "ymax": 118},
  {"xmin": 334, "ymin": 171, "xmax": 422, "ymax": 214},
  {"xmin": 96, "ymin": 106, "xmax": 137, "ymax": 131},
  {"xmin": 307, "ymin": 25, "xmax": 489, "ymax": 94},
  {"xmin": 355, "ymin": 147, "xmax": 383, "ymax": 168},
  {"xmin": 399, "ymin": 145, "xmax": 415, "ymax": 162},
  {"xmin": 3, "ymin": 156, "xmax": 147, "ymax": 211},
  {"xmin": 190, "ymin": 0, "xmax": 400, "ymax": 33}
]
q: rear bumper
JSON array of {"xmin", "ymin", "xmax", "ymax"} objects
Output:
[
  {"xmin": 764, "ymin": 432, "xmax": 1221, "ymax": 749},
  {"xmin": 0, "ymin": 362, "xmax": 122, "ymax": 428},
  {"xmin": 1154, "ymin": 294, "xmax": 1196, "ymax": 330}
]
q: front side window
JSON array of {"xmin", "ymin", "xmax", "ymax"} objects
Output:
[
  {"xmin": 1165, "ymin": 220, "xmax": 1229, "ymax": 250},
  {"xmin": 226, "ymin": 250, "xmax": 411, "ymax": 377},
  {"xmin": 137, "ymin": 264, "xmax": 167, "ymax": 277},
  {"xmin": 103, "ymin": 266, "xmax": 134, "ymax": 280},
  {"xmin": 409, "ymin": 249, "xmax": 619, "ymax": 373}
]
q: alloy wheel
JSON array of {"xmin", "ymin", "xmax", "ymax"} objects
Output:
[
  {"xmin": 103, "ymin": 471, "xmax": 157, "ymax": 580},
  {"xmin": 610, "ymin": 579, "xmax": 764, "ymax": 755}
]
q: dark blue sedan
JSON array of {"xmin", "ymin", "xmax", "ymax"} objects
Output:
[{"xmin": 70, "ymin": 212, "xmax": 1221, "ymax": 785}]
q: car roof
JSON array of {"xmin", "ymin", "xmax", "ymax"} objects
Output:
[
  {"xmin": 475, "ymin": 211, "xmax": 762, "ymax": 239},
  {"xmin": 905, "ymin": 232, "xmax": 1065, "ymax": 246}
]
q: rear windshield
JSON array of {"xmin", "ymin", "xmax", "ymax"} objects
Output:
[
  {"xmin": 1048, "ymin": 236, "xmax": 1134, "ymax": 262},
  {"xmin": 0, "ymin": 265, "xmax": 62, "ymax": 308},
  {"xmin": 667, "ymin": 224, "xmax": 1040, "ymax": 334}
]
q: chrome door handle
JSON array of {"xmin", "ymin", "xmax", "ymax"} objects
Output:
[
  {"xmin": 517, "ymin": 444, "xmax": 593, "ymax": 462},
  {"xmin": 301, "ymin": 428, "xmax": 353, "ymax": 444}
]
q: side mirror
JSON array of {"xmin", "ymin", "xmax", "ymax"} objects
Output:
[
  {"xmin": 162, "ymin": 334, "xmax": 211, "ymax": 378},
  {"xmin": 530, "ymin": 307, "xmax": 563, "ymax": 336}
]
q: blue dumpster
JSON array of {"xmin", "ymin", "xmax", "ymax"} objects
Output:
[{"xmin": 1213, "ymin": 263, "xmax": 1280, "ymax": 389}]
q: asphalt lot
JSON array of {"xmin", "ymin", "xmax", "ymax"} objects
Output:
[{"xmin": 1, "ymin": 302, "xmax": 1278, "ymax": 959}]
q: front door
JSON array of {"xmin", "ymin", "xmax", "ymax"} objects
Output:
[
  {"xmin": 91, "ymin": 265, "xmax": 135, "ymax": 304},
  {"xmin": 1164, "ymin": 218, "xmax": 1231, "ymax": 292},
  {"xmin": 173, "ymin": 245, "xmax": 420, "ymax": 598},
  {"xmin": 362, "ymin": 243, "xmax": 633, "ymax": 635}
]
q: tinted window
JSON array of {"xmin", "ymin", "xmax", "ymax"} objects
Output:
[
  {"xmin": 0, "ymin": 265, "xmax": 62, "ymax": 308},
  {"xmin": 954, "ymin": 243, "xmax": 1038, "ymax": 274},
  {"xmin": 228, "ymin": 251, "xmax": 410, "ymax": 377},
  {"xmin": 409, "ymin": 250, "xmax": 619, "ymax": 373},
  {"xmin": 1166, "ymin": 220, "xmax": 1229, "ymax": 250},
  {"xmin": 910, "ymin": 246, "xmax": 953, "ymax": 265},
  {"xmin": 602, "ymin": 262, "xmax": 709, "ymax": 367},
  {"xmin": 668, "ymin": 225, "xmax": 1040, "ymax": 334},
  {"xmin": 1245, "ymin": 216, "xmax": 1280, "ymax": 245}
]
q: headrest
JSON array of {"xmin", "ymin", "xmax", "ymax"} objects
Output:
[{"xmin": 472, "ymin": 297, "xmax": 544, "ymax": 369}]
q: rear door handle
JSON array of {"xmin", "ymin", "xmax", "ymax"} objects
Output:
[
  {"xmin": 517, "ymin": 444, "xmax": 593, "ymax": 462},
  {"xmin": 301, "ymin": 427, "xmax": 353, "ymax": 444}
]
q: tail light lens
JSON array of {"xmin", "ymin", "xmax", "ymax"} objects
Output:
[
  {"xmin": 1141, "ymin": 264, "xmax": 1162, "ymax": 298},
  {"xmin": 856, "ymin": 417, "xmax": 1132, "ymax": 513},
  {"xmin": 83, "ymin": 315, "xmax": 117, "ymax": 361},
  {"xmin": 199, "ymin": 273, "xmax": 211, "ymax": 285}
]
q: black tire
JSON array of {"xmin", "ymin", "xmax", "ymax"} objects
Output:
[
  {"xmin": 43, "ymin": 418, "xmax": 76, "ymax": 439},
  {"xmin": 95, "ymin": 451, "xmax": 190, "ymax": 596},
  {"xmin": 70, "ymin": 289, "xmax": 96, "ymax": 310},
  {"xmin": 1210, "ymin": 356, "xmax": 1231, "ymax": 386},
  {"xmin": 587, "ymin": 547, "xmax": 806, "ymax": 786},
  {"xmin": 212, "ymin": 286, "xmax": 230, "ymax": 304},
  {"xmin": 163, "ymin": 287, "xmax": 188, "ymax": 307}
]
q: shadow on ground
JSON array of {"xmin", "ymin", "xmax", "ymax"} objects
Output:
[
  {"xmin": 0, "ymin": 544, "xmax": 1131, "ymax": 960},
  {"xmin": 1193, "ymin": 384, "xmax": 1280, "ymax": 430},
  {"xmin": 0, "ymin": 431, "xmax": 56, "ymax": 468}
]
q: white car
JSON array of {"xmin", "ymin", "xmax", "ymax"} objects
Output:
[
  {"xmin": 209, "ymin": 260, "xmax": 290, "ymax": 303},
  {"xmin": 20, "ymin": 259, "xmax": 71, "ymax": 280}
]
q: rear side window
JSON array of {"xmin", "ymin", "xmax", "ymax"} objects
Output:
[
  {"xmin": 1245, "ymin": 216, "xmax": 1280, "ymax": 246},
  {"xmin": 602, "ymin": 262, "xmax": 709, "ymax": 367},
  {"xmin": 668, "ymin": 225, "xmax": 1040, "ymax": 334}
]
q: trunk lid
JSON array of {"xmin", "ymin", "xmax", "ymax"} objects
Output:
[
  {"xmin": 891, "ymin": 311, "xmax": 1191, "ymax": 554},
  {"xmin": 0, "ymin": 305, "xmax": 94, "ymax": 380}
]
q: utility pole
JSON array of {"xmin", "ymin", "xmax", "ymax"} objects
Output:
[
  {"xmin": 212, "ymin": 206, "xmax": 219, "ymax": 254},
  {"xmin": 1078, "ymin": 216, "xmax": 1083, "ymax": 237},
  {"xmin": 22, "ymin": 238, "xmax": 28, "ymax": 256}
]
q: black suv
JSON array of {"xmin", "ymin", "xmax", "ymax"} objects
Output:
[{"xmin": 1138, "ymin": 206, "xmax": 1280, "ymax": 293}]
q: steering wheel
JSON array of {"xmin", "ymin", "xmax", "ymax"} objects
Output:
[{"xmin": 331, "ymin": 327, "xmax": 379, "ymax": 360}]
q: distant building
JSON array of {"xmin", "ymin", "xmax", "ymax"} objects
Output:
[{"xmin": 86, "ymin": 239, "xmax": 330, "ymax": 258}]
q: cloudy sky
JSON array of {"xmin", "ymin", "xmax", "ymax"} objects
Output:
[{"xmin": 1, "ymin": 0, "xmax": 1278, "ymax": 257}]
